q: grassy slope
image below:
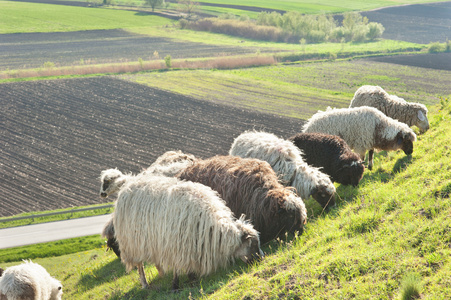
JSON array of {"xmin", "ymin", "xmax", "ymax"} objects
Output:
[
  {"xmin": 1, "ymin": 98, "xmax": 450, "ymax": 299},
  {"xmin": 122, "ymin": 59, "xmax": 450, "ymax": 119},
  {"xmin": 0, "ymin": 1, "xmax": 173, "ymax": 34}
]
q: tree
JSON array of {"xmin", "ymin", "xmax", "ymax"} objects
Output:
[
  {"xmin": 178, "ymin": 0, "xmax": 200, "ymax": 18},
  {"xmin": 145, "ymin": 0, "xmax": 164, "ymax": 12}
]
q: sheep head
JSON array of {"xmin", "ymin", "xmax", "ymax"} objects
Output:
[
  {"xmin": 397, "ymin": 130, "xmax": 417, "ymax": 155},
  {"xmin": 49, "ymin": 278, "xmax": 63, "ymax": 300},
  {"xmin": 234, "ymin": 217, "xmax": 264, "ymax": 264},
  {"xmin": 99, "ymin": 169, "xmax": 126, "ymax": 198},
  {"xmin": 416, "ymin": 109, "xmax": 429, "ymax": 133},
  {"xmin": 339, "ymin": 160, "xmax": 365, "ymax": 187},
  {"xmin": 311, "ymin": 184, "xmax": 336, "ymax": 208},
  {"xmin": 273, "ymin": 191, "xmax": 307, "ymax": 237}
]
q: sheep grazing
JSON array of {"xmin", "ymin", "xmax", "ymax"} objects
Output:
[
  {"xmin": 289, "ymin": 132, "xmax": 365, "ymax": 187},
  {"xmin": 349, "ymin": 85, "xmax": 429, "ymax": 133},
  {"xmin": 302, "ymin": 106, "xmax": 417, "ymax": 171},
  {"xmin": 101, "ymin": 215, "xmax": 121, "ymax": 258},
  {"xmin": 113, "ymin": 174, "xmax": 263, "ymax": 290},
  {"xmin": 177, "ymin": 155, "xmax": 307, "ymax": 244},
  {"xmin": 229, "ymin": 131, "xmax": 336, "ymax": 209},
  {"xmin": 0, "ymin": 260, "xmax": 62, "ymax": 300}
]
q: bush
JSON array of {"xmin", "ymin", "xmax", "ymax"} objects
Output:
[
  {"xmin": 164, "ymin": 55, "xmax": 172, "ymax": 68},
  {"xmin": 428, "ymin": 42, "xmax": 444, "ymax": 53},
  {"xmin": 306, "ymin": 30, "xmax": 326, "ymax": 43},
  {"xmin": 366, "ymin": 22, "xmax": 385, "ymax": 40}
]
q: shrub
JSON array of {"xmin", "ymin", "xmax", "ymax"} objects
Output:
[
  {"xmin": 428, "ymin": 42, "xmax": 444, "ymax": 53},
  {"xmin": 164, "ymin": 55, "xmax": 172, "ymax": 68},
  {"xmin": 366, "ymin": 22, "xmax": 385, "ymax": 40}
]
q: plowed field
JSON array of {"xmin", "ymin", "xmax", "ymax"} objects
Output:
[
  {"xmin": 0, "ymin": 29, "xmax": 259, "ymax": 70},
  {"xmin": 0, "ymin": 77, "xmax": 301, "ymax": 217}
]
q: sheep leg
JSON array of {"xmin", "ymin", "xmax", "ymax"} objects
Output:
[
  {"xmin": 138, "ymin": 263, "xmax": 149, "ymax": 289},
  {"xmin": 368, "ymin": 149, "xmax": 374, "ymax": 171},
  {"xmin": 171, "ymin": 273, "xmax": 180, "ymax": 291}
]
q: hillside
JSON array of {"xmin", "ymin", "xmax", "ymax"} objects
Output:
[{"xmin": 1, "ymin": 98, "xmax": 450, "ymax": 299}]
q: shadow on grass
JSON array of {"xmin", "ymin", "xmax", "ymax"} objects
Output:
[
  {"xmin": 393, "ymin": 155, "xmax": 413, "ymax": 173},
  {"xmin": 77, "ymin": 257, "xmax": 127, "ymax": 291}
]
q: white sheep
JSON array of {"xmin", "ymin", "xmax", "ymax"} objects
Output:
[
  {"xmin": 113, "ymin": 174, "xmax": 263, "ymax": 290},
  {"xmin": 229, "ymin": 131, "xmax": 336, "ymax": 208},
  {"xmin": 349, "ymin": 85, "xmax": 429, "ymax": 133},
  {"xmin": 99, "ymin": 151, "xmax": 197, "ymax": 198},
  {"xmin": 302, "ymin": 106, "xmax": 417, "ymax": 170},
  {"xmin": 0, "ymin": 260, "xmax": 62, "ymax": 300}
]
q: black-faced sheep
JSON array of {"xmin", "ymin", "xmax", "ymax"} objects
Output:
[
  {"xmin": 0, "ymin": 260, "xmax": 62, "ymax": 300},
  {"xmin": 229, "ymin": 131, "xmax": 336, "ymax": 208},
  {"xmin": 349, "ymin": 85, "xmax": 429, "ymax": 133},
  {"xmin": 101, "ymin": 215, "xmax": 121, "ymax": 258},
  {"xmin": 302, "ymin": 106, "xmax": 417, "ymax": 171},
  {"xmin": 289, "ymin": 132, "xmax": 365, "ymax": 186},
  {"xmin": 176, "ymin": 155, "xmax": 307, "ymax": 244},
  {"xmin": 113, "ymin": 174, "xmax": 263, "ymax": 290}
]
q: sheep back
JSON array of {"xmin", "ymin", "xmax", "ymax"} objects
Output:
[
  {"xmin": 302, "ymin": 106, "xmax": 416, "ymax": 158},
  {"xmin": 143, "ymin": 150, "xmax": 198, "ymax": 177},
  {"xmin": 350, "ymin": 85, "xmax": 429, "ymax": 132},
  {"xmin": 289, "ymin": 132, "xmax": 365, "ymax": 186},
  {"xmin": 229, "ymin": 131, "xmax": 336, "ymax": 208},
  {"xmin": 0, "ymin": 261, "xmax": 62, "ymax": 300},
  {"xmin": 113, "ymin": 175, "xmax": 260, "ymax": 278},
  {"xmin": 177, "ymin": 155, "xmax": 307, "ymax": 244}
]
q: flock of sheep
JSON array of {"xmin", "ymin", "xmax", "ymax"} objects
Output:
[{"xmin": 0, "ymin": 85, "xmax": 429, "ymax": 298}]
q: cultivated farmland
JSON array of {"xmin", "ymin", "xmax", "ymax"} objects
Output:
[{"xmin": 0, "ymin": 76, "xmax": 301, "ymax": 217}]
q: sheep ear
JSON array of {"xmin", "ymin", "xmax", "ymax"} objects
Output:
[{"xmin": 418, "ymin": 110, "xmax": 425, "ymax": 121}]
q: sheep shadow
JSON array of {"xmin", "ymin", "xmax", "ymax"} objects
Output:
[
  {"xmin": 77, "ymin": 256, "xmax": 127, "ymax": 291},
  {"xmin": 392, "ymin": 155, "xmax": 413, "ymax": 173}
]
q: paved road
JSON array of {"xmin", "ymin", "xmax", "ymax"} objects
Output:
[{"xmin": 0, "ymin": 214, "xmax": 112, "ymax": 249}]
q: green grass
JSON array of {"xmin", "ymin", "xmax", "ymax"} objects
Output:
[
  {"xmin": 0, "ymin": 0, "xmax": 173, "ymax": 34},
  {"xmin": 122, "ymin": 58, "xmax": 450, "ymax": 119},
  {"xmin": 1, "ymin": 98, "xmax": 450, "ymax": 299},
  {"xmin": 0, "ymin": 204, "xmax": 114, "ymax": 229}
]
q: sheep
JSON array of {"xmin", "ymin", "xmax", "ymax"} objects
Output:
[
  {"xmin": 349, "ymin": 85, "xmax": 429, "ymax": 133},
  {"xmin": 99, "ymin": 151, "xmax": 197, "ymax": 199},
  {"xmin": 113, "ymin": 174, "xmax": 263, "ymax": 290},
  {"xmin": 0, "ymin": 260, "xmax": 62, "ymax": 300},
  {"xmin": 302, "ymin": 106, "xmax": 417, "ymax": 171},
  {"xmin": 229, "ymin": 131, "xmax": 336, "ymax": 209},
  {"xmin": 142, "ymin": 150, "xmax": 198, "ymax": 177},
  {"xmin": 176, "ymin": 155, "xmax": 307, "ymax": 244},
  {"xmin": 101, "ymin": 215, "xmax": 121, "ymax": 258},
  {"xmin": 289, "ymin": 132, "xmax": 365, "ymax": 187}
]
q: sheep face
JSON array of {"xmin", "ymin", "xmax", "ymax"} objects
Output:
[
  {"xmin": 339, "ymin": 160, "xmax": 365, "ymax": 187},
  {"xmin": 99, "ymin": 169, "xmax": 124, "ymax": 198},
  {"xmin": 234, "ymin": 233, "xmax": 264, "ymax": 265},
  {"xmin": 311, "ymin": 185, "xmax": 336, "ymax": 208},
  {"xmin": 396, "ymin": 131, "xmax": 416, "ymax": 155},
  {"xmin": 50, "ymin": 279, "xmax": 63, "ymax": 300},
  {"xmin": 416, "ymin": 110, "xmax": 430, "ymax": 133}
]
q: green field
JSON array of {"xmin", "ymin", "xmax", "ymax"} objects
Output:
[{"xmin": 0, "ymin": 0, "xmax": 173, "ymax": 34}]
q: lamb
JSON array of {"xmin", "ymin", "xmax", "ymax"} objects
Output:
[
  {"xmin": 349, "ymin": 85, "xmax": 429, "ymax": 133},
  {"xmin": 302, "ymin": 106, "xmax": 417, "ymax": 170},
  {"xmin": 176, "ymin": 155, "xmax": 307, "ymax": 244},
  {"xmin": 113, "ymin": 174, "xmax": 263, "ymax": 290},
  {"xmin": 101, "ymin": 215, "xmax": 121, "ymax": 258},
  {"xmin": 289, "ymin": 132, "xmax": 365, "ymax": 186},
  {"xmin": 229, "ymin": 131, "xmax": 336, "ymax": 209},
  {"xmin": 0, "ymin": 260, "xmax": 62, "ymax": 300}
]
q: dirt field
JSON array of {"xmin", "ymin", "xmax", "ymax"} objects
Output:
[
  {"xmin": 0, "ymin": 29, "xmax": 259, "ymax": 70},
  {"xmin": 362, "ymin": 2, "xmax": 451, "ymax": 44},
  {"xmin": 365, "ymin": 52, "xmax": 451, "ymax": 71},
  {"xmin": 0, "ymin": 77, "xmax": 301, "ymax": 217}
]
